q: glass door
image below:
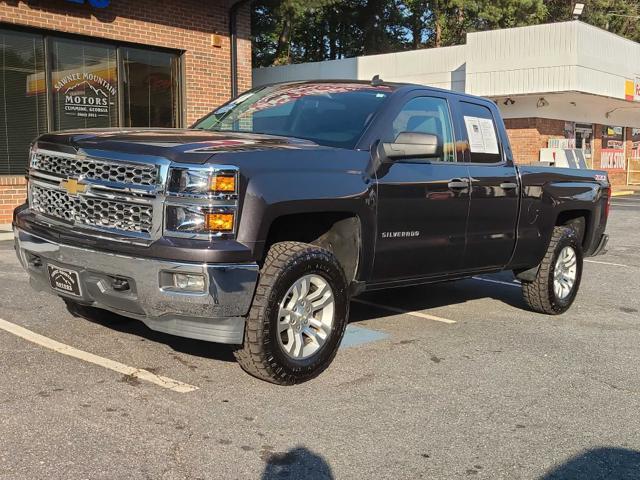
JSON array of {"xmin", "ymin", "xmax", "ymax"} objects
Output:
[{"xmin": 575, "ymin": 123, "xmax": 593, "ymax": 167}]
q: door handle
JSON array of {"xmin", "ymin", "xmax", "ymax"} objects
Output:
[
  {"xmin": 500, "ymin": 182, "xmax": 518, "ymax": 190},
  {"xmin": 447, "ymin": 178, "xmax": 470, "ymax": 190}
]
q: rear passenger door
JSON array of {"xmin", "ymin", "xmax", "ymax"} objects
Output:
[{"xmin": 455, "ymin": 99, "xmax": 519, "ymax": 270}]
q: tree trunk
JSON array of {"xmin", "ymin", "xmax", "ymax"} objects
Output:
[
  {"xmin": 274, "ymin": 17, "xmax": 292, "ymax": 65},
  {"xmin": 363, "ymin": 0, "xmax": 384, "ymax": 54}
]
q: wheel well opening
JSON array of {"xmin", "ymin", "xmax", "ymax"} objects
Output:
[
  {"xmin": 556, "ymin": 210, "xmax": 590, "ymax": 248},
  {"xmin": 264, "ymin": 212, "xmax": 361, "ymax": 282}
]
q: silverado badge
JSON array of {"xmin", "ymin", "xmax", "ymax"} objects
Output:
[{"xmin": 60, "ymin": 178, "xmax": 88, "ymax": 196}]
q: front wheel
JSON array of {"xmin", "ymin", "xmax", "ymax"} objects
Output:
[
  {"xmin": 521, "ymin": 226, "xmax": 583, "ymax": 315},
  {"xmin": 234, "ymin": 242, "xmax": 349, "ymax": 385}
]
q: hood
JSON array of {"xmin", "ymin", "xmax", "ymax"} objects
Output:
[{"xmin": 35, "ymin": 128, "xmax": 324, "ymax": 164}]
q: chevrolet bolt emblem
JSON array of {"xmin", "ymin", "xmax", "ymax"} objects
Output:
[{"xmin": 60, "ymin": 178, "xmax": 88, "ymax": 196}]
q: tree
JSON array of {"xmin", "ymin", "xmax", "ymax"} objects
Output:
[{"xmin": 252, "ymin": 0, "xmax": 640, "ymax": 67}]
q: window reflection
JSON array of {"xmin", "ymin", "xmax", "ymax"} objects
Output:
[
  {"xmin": 122, "ymin": 48, "xmax": 179, "ymax": 128},
  {"xmin": 0, "ymin": 29, "xmax": 47, "ymax": 175}
]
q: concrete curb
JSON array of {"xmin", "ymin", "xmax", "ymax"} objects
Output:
[
  {"xmin": 611, "ymin": 190, "xmax": 636, "ymax": 197},
  {"xmin": 0, "ymin": 224, "xmax": 12, "ymax": 242}
]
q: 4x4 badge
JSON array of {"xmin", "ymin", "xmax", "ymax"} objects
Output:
[{"xmin": 60, "ymin": 178, "xmax": 88, "ymax": 196}]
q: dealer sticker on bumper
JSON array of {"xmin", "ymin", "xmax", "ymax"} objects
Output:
[{"xmin": 47, "ymin": 265, "xmax": 82, "ymax": 297}]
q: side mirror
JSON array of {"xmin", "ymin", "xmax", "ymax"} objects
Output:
[{"xmin": 379, "ymin": 132, "xmax": 442, "ymax": 161}]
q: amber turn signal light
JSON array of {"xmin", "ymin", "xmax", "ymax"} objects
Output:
[
  {"xmin": 205, "ymin": 212, "xmax": 234, "ymax": 232},
  {"xmin": 209, "ymin": 175, "xmax": 236, "ymax": 193}
]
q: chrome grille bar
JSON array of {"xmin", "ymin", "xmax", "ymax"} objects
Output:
[
  {"xmin": 32, "ymin": 149, "xmax": 159, "ymax": 187},
  {"xmin": 31, "ymin": 183, "xmax": 154, "ymax": 234}
]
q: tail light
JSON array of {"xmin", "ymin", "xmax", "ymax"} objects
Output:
[{"xmin": 604, "ymin": 187, "xmax": 611, "ymax": 219}]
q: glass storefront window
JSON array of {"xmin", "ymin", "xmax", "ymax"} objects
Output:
[
  {"xmin": 0, "ymin": 29, "xmax": 47, "ymax": 175},
  {"xmin": 0, "ymin": 27, "xmax": 182, "ymax": 177},
  {"xmin": 50, "ymin": 38, "xmax": 118, "ymax": 130},
  {"xmin": 122, "ymin": 48, "xmax": 180, "ymax": 128}
]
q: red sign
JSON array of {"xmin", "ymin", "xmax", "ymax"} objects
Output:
[{"xmin": 600, "ymin": 149, "xmax": 626, "ymax": 171}]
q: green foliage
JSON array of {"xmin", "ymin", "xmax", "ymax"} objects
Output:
[{"xmin": 252, "ymin": 0, "xmax": 640, "ymax": 67}]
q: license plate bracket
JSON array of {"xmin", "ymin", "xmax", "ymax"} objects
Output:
[{"xmin": 47, "ymin": 264, "xmax": 82, "ymax": 297}]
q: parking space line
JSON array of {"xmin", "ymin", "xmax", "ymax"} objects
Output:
[
  {"xmin": 585, "ymin": 259, "xmax": 631, "ymax": 268},
  {"xmin": 471, "ymin": 276, "xmax": 521, "ymax": 288},
  {"xmin": 0, "ymin": 318, "xmax": 198, "ymax": 393},
  {"xmin": 352, "ymin": 299, "xmax": 457, "ymax": 324}
]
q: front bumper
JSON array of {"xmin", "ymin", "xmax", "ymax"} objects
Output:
[{"xmin": 14, "ymin": 228, "xmax": 259, "ymax": 344}]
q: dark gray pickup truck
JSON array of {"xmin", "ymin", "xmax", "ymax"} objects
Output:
[{"xmin": 13, "ymin": 80, "xmax": 610, "ymax": 384}]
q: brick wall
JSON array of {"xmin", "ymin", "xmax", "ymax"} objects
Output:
[
  {"xmin": 505, "ymin": 119, "xmax": 631, "ymax": 187},
  {"xmin": 0, "ymin": 0, "xmax": 252, "ymax": 223},
  {"xmin": 0, "ymin": 177, "xmax": 27, "ymax": 224},
  {"xmin": 503, "ymin": 118, "xmax": 566, "ymax": 165}
]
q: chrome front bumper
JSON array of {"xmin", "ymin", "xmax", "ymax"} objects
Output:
[{"xmin": 14, "ymin": 228, "xmax": 259, "ymax": 344}]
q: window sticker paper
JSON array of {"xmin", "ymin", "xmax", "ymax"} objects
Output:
[{"xmin": 464, "ymin": 116, "xmax": 499, "ymax": 154}]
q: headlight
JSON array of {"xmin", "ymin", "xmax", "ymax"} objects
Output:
[
  {"xmin": 164, "ymin": 166, "xmax": 239, "ymax": 239},
  {"xmin": 165, "ymin": 205, "xmax": 235, "ymax": 236},
  {"xmin": 168, "ymin": 167, "xmax": 238, "ymax": 197}
]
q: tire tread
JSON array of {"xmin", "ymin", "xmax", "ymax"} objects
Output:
[{"xmin": 234, "ymin": 241, "xmax": 346, "ymax": 385}]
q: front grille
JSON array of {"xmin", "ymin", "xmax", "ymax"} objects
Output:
[
  {"xmin": 31, "ymin": 184, "xmax": 154, "ymax": 234},
  {"xmin": 32, "ymin": 151, "xmax": 158, "ymax": 186}
]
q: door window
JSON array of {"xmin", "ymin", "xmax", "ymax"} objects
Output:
[
  {"xmin": 391, "ymin": 97, "xmax": 456, "ymax": 162},
  {"xmin": 459, "ymin": 101, "xmax": 502, "ymax": 164},
  {"xmin": 0, "ymin": 29, "xmax": 47, "ymax": 175}
]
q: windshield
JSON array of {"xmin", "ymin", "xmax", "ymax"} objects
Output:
[{"xmin": 194, "ymin": 83, "xmax": 394, "ymax": 149}]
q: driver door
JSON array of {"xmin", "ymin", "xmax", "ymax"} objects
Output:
[{"xmin": 372, "ymin": 94, "xmax": 470, "ymax": 281}]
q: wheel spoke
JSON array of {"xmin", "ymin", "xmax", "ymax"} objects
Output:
[
  {"xmin": 278, "ymin": 317, "xmax": 292, "ymax": 333},
  {"xmin": 309, "ymin": 318, "xmax": 330, "ymax": 340},
  {"xmin": 303, "ymin": 326, "xmax": 324, "ymax": 347},
  {"xmin": 285, "ymin": 288, "xmax": 299, "ymax": 310},
  {"xmin": 312, "ymin": 293, "xmax": 333, "ymax": 311},
  {"xmin": 307, "ymin": 279, "xmax": 328, "ymax": 301},
  {"xmin": 298, "ymin": 277, "xmax": 311, "ymax": 301},
  {"xmin": 292, "ymin": 331, "xmax": 304, "ymax": 357}
]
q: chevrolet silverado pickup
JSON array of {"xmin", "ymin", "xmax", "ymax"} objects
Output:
[{"xmin": 13, "ymin": 80, "xmax": 610, "ymax": 384}]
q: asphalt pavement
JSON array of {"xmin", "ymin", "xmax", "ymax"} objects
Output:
[{"xmin": 0, "ymin": 196, "xmax": 639, "ymax": 479}]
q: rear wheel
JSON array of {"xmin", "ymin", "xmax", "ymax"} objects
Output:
[
  {"xmin": 234, "ymin": 242, "xmax": 349, "ymax": 385},
  {"xmin": 521, "ymin": 226, "xmax": 583, "ymax": 315}
]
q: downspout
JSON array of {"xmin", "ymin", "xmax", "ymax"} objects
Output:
[{"xmin": 229, "ymin": 0, "xmax": 251, "ymax": 99}]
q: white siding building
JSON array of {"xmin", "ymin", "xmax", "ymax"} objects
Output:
[{"xmin": 253, "ymin": 21, "xmax": 640, "ymax": 186}]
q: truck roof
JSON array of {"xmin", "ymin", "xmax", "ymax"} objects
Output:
[{"xmin": 258, "ymin": 79, "xmax": 493, "ymax": 104}]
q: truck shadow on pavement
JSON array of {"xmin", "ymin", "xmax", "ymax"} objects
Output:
[
  {"xmin": 541, "ymin": 447, "xmax": 640, "ymax": 480},
  {"xmin": 63, "ymin": 274, "xmax": 525, "ymax": 361},
  {"xmin": 350, "ymin": 276, "xmax": 526, "ymax": 323},
  {"xmin": 261, "ymin": 446, "xmax": 334, "ymax": 480},
  {"xmin": 64, "ymin": 301, "xmax": 237, "ymax": 363}
]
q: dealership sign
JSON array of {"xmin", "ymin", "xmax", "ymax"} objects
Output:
[{"xmin": 54, "ymin": 71, "xmax": 117, "ymax": 119}]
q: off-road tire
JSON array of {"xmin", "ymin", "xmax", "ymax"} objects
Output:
[
  {"xmin": 234, "ymin": 241, "xmax": 349, "ymax": 385},
  {"xmin": 521, "ymin": 226, "xmax": 583, "ymax": 315}
]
